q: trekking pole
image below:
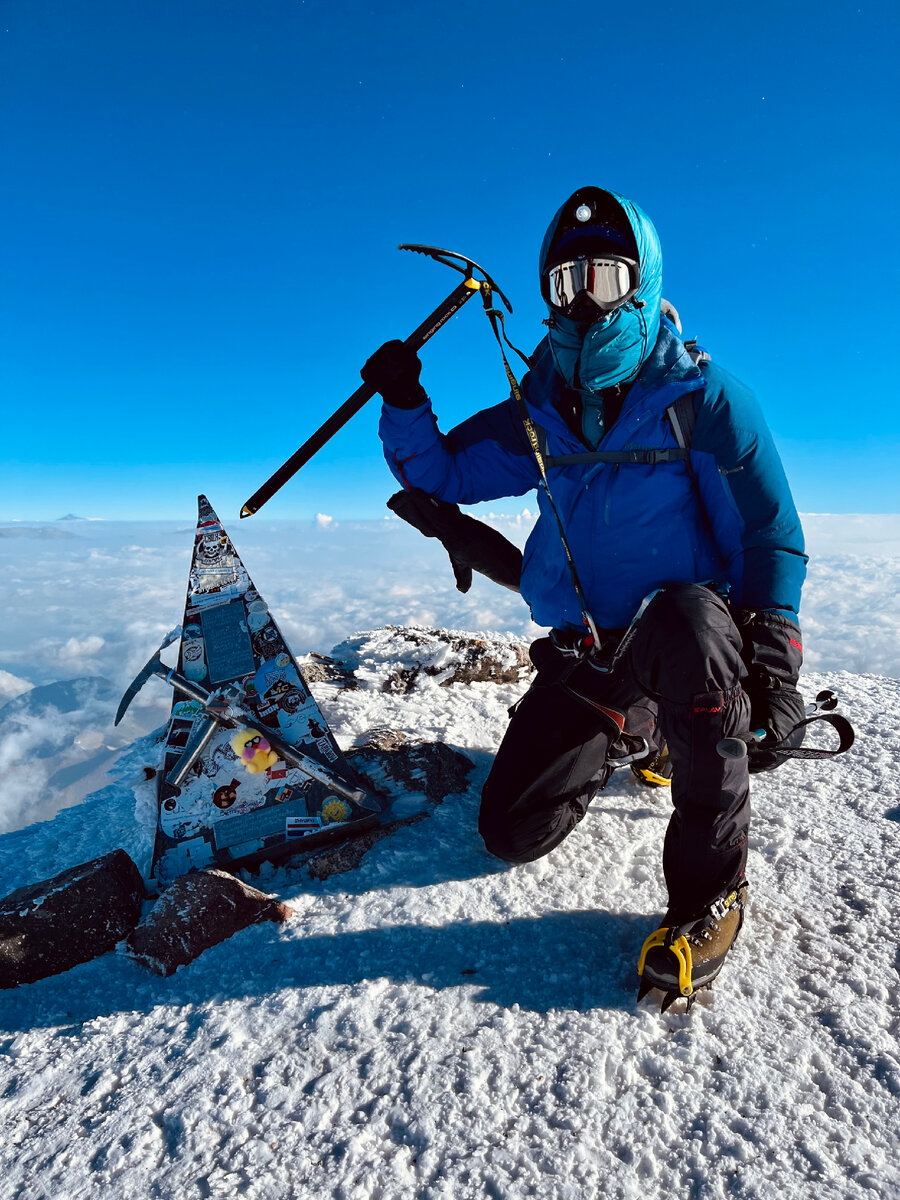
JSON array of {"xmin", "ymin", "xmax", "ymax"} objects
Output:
[
  {"xmin": 239, "ymin": 245, "xmax": 513, "ymax": 518},
  {"xmin": 716, "ymin": 690, "xmax": 853, "ymax": 761}
]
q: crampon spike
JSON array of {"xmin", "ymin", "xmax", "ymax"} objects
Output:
[{"xmin": 637, "ymin": 976, "xmax": 655, "ymax": 1003}]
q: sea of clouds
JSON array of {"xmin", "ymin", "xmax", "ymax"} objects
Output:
[{"xmin": 1, "ymin": 510, "xmax": 898, "ymax": 834}]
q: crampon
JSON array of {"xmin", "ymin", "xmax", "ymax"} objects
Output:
[
  {"xmin": 636, "ymin": 881, "xmax": 748, "ymax": 1012},
  {"xmin": 630, "ymin": 741, "xmax": 672, "ymax": 788}
]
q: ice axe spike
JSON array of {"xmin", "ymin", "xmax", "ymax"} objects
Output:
[
  {"xmin": 239, "ymin": 245, "xmax": 512, "ymax": 518},
  {"xmin": 114, "ymin": 626, "xmax": 183, "ymax": 726}
]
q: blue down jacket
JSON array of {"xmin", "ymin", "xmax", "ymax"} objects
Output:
[{"xmin": 379, "ymin": 319, "xmax": 807, "ymax": 632}]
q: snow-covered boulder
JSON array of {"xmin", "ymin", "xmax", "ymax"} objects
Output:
[
  {"xmin": 126, "ymin": 869, "xmax": 292, "ymax": 976},
  {"xmin": 297, "ymin": 650, "xmax": 359, "ymax": 689},
  {"xmin": 0, "ymin": 848, "xmax": 145, "ymax": 989},
  {"xmin": 348, "ymin": 728, "xmax": 474, "ymax": 804},
  {"xmin": 327, "ymin": 625, "xmax": 533, "ymax": 693}
]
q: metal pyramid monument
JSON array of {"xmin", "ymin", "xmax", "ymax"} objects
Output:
[{"xmin": 121, "ymin": 496, "xmax": 382, "ymax": 886}]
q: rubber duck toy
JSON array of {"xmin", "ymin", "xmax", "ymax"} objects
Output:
[{"xmin": 231, "ymin": 729, "xmax": 279, "ymax": 774}]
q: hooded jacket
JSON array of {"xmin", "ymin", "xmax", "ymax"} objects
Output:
[{"xmin": 378, "ymin": 196, "xmax": 806, "ymax": 632}]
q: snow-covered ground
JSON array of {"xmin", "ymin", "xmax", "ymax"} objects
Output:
[{"xmin": 1, "ymin": 513, "xmax": 899, "ymax": 1199}]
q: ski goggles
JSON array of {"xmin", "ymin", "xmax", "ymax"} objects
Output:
[{"xmin": 543, "ymin": 255, "xmax": 639, "ymax": 315}]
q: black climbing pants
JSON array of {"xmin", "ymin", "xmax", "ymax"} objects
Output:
[{"xmin": 478, "ymin": 584, "xmax": 752, "ymax": 921}]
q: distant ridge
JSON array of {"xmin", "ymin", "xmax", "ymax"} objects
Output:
[{"xmin": 0, "ymin": 526, "xmax": 77, "ymax": 540}]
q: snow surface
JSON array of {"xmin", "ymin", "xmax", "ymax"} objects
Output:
[{"xmin": 1, "ymin": 514, "xmax": 899, "ymax": 1199}]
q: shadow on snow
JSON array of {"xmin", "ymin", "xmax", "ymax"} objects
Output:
[{"xmin": 0, "ymin": 907, "xmax": 651, "ymax": 1033}]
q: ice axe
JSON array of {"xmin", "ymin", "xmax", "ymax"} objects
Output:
[
  {"xmin": 115, "ymin": 628, "xmax": 368, "ymax": 802},
  {"xmin": 239, "ymin": 245, "xmax": 513, "ymax": 518},
  {"xmin": 113, "ymin": 625, "xmax": 183, "ymax": 726}
]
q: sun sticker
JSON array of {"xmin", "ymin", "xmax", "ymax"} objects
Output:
[{"xmin": 321, "ymin": 797, "xmax": 352, "ymax": 824}]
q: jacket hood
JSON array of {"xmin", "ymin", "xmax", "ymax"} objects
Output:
[
  {"xmin": 539, "ymin": 186, "xmax": 662, "ymax": 293},
  {"xmin": 539, "ymin": 187, "xmax": 664, "ymax": 387}
]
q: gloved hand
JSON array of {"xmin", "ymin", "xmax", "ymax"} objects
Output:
[
  {"xmin": 360, "ymin": 340, "xmax": 428, "ymax": 409},
  {"xmin": 736, "ymin": 610, "xmax": 806, "ymax": 773},
  {"xmin": 386, "ymin": 488, "xmax": 523, "ymax": 594}
]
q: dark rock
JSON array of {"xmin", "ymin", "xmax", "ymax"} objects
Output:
[
  {"xmin": 0, "ymin": 849, "xmax": 146, "ymax": 989},
  {"xmin": 127, "ymin": 869, "xmax": 292, "ymax": 976},
  {"xmin": 298, "ymin": 651, "xmax": 358, "ymax": 689},
  {"xmin": 304, "ymin": 813, "xmax": 428, "ymax": 881},
  {"xmin": 352, "ymin": 727, "xmax": 408, "ymax": 753},
  {"xmin": 285, "ymin": 733, "xmax": 475, "ymax": 882},
  {"xmin": 348, "ymin": 731, "xmax": 475, "ymax": 804}
]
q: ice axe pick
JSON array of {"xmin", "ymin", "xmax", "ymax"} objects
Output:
[{"xmin": 239, "ymin": 245, "xmax": 512, "ymax": 518}]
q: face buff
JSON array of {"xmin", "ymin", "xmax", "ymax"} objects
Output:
[{"xmin": 548, "ymin": 306, "xmax": 650, "ymax": 444}]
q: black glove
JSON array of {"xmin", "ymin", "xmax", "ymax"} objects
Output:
[
  {"xmin": 387, "ymin": 488, "xmax": 523, "ymax": 594},
  {"xmin": 360, "ymin": 340, "xmax": 428, "ymax": 409},
  {"xmin": 736, "ymin": 610, "xmax": 806, "ymax": 773}
]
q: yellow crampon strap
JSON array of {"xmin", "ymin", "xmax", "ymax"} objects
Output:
[
  {"xmin": 634, "ymin": 765, "xmax": 672, "ymax": 788},
  {"xmin": 637, "ymin": 928, "xmax": 694, "ymax": 997}
]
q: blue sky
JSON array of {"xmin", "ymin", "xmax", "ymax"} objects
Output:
[{"xmin": 2, "ymin": 0, "xmax": 898, "ymax": 520}]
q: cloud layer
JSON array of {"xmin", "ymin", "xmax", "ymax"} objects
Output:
[{"xmin": 1, "ymin": 512, "xmax": 898, "ymax": 834}]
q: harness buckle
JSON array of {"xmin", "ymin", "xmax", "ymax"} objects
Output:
[{"xmin": 549, "ymin": 628, "xmax": 595, "ymax": 658}]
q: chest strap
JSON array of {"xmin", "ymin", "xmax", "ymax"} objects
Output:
[
  {"xmin": 536, "ymin": 391, "xmax": 698, "ymax": 469},
  {"xmin": 543, "ymin": 446, "xmax": 689, "ymax": 468}
]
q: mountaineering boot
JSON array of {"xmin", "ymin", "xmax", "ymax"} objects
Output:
[
  {"xmin": 636, "ymin": 880, "xmax": 748, "ymax": 1011},
  {"xmin": 631, "ymin": 741, "xmax": 672, "ymax": 788}
]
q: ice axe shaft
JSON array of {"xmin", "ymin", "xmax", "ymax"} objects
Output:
[
  {"xmin": 240, "ymin": 245, "xmax": 511, "ymax": 518},
  {"xmin": 239, "ymin": 278, "xmax": 474, "ymax": 518}
]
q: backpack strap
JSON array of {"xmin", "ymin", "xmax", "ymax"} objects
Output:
[
  {"xmin": 533, "ymin": 419, "xmax": 689, "ymax": 469},
  {"xmin": 666, "ymin": 391, "xmax": 697, "ymax": 456}
]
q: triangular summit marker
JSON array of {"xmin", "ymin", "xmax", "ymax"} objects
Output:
[{"xmin": 147, "ymin": 495, "xmax": 381, "ymax": 884}]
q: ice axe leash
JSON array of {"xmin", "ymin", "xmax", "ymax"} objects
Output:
[
  {"xmin": 716, "ymin": 689, "xmax": 856, "ymax": 762},
  {"xmin": 239, "ymin": 245, "xmax": 513, "ymax": 518}
]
